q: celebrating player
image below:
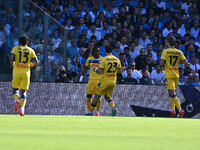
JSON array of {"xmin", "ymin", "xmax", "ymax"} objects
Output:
[
  {"xmin": 9, "ymin": 35, "xmax": 38, "ymax": 116},
  {"xmin": 160, "ymin": 36, "xmax": 190, "ymax": 118},
  {"xmin": 79, "ymin": 46, "xmax": 103, "ymax": 116},
  {"xmin": 89, "ymin": 45, "xmax": 122, "ymax": 116}
]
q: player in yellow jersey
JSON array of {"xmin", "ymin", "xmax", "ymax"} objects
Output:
[
  {"xmin": 79, "ymin": 47, "xmax": 103, "ymax": 116},
  {"xmin": 160, "ymin": 36, "xmax": 190, "ymax": 118},
  {"xmin": 89, "ymin": 45, "xmax": 122, "ymax": 116},
  {"xmin": 9, "ymin": 35, "xmax": 38, "ymax": 116}
]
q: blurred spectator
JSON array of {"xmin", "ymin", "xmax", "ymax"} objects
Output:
[
  {"xmin": 99, "ymin": 38, "xmax": 109, "ymax": 57},
  {"xmin": 139, "ymin": 31, "xmax": 151, "ymax": 48},
  {"xmin": 190, "ymin": 19, "xmax": 199, "ymax": 40},
  {"xmin": 87, "ymin": 23, "xmax": 101, "ymax": 41},
  {"xmin": 112, "ymin": 40, "xmax": 121, "ymax": 58},
  {"xmin": 129, "ymin": 41, "xmax": 140, "ymax": 61},
  {"xmin": 179, "ymin": 67, "xmax": 186, "ymax": 84},
  {"xmin": 189, "ymin": 55, "xmax": 200, "ymax": 73},
  {"xmin": 145, "ymin": 53, "xmax": 155, "ymax": 73},
  {"xmin": 150, "ymin": 63, "xmax": 165, "ymax": 84},
  {"xmin": 123, "ymin": 68, "xmax": 138, "ymax": 84},
  {"xmin": 122, "ymin": 62, "xmax": 142, "ymax": 83},
  {"xmin": 66, "ymin": 38, "xmax": 78, "ymax": 61},
  {"xmin": 146, "ymin": 43, "xmax": 157, "ymax": 63},
  {"xmin": 139, "ymin": 70, "xmax": 154, "ymax": 85},
  {"xmin": 185, "ymin": 72, "xmax": 194, "ymax": 85},
  {"xmin": 192, "ymin": 73, "xmax": 200, "ymax": 85},
  {"xmin": 123, "ymin": 47, "xmax": 132, "ymax": 65},
  {"xmin": 54, "ymin": 65, "xmax": 73, "ymax": 83},
  {"xmin": 135, "ymin": 48, "xmax": 146, "ymax": 70}
]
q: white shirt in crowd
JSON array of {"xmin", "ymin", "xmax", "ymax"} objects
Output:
[
  {"xmin": 87, "ymin": 30, "xmax": 102, "ymax": 41},
  {"xmin": 181, "ymin": 2, "xmax": 192, "ymax": 14},
  {"xmin": 162, "ymin": 28, "xmax": 173, "ymax": 37},
  {"xmin": 122, "ymin": 70, "xmax": 142, "ymax": 82},
  {"xmin": 150, "ymin": 70, "xmax": 165, "ymax": 84},
  {"xmin": 191, "ymin": 27, "xmax": 200, "ymax": 40},
  {"xmin": 178, "ymin": 24, "xmax": 186, "ymax": 37},
  {"xmin": 130, "ymin": 50, "xmax": 140, "ymax": 61},
  {"xmin": 156, "ymin": 1, "xmax": 166, "ymax": 10},
  {"xmin": 190, "ymin": 64, "xmax": 200, "ymax": 72},
  {"xmin": 139, "ymin": 37, "xmax": 151, "ymax": 48},
  {"xmin": 89, "ymin": 11, "xmax": 100, "ymax": 22}
]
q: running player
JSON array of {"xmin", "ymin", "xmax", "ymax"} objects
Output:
[
  {"xmin": 9, "ymin": 35, "xmax": 38, "ymax": 116},
  {"xmin": 89, "ymin": 45, "xmax": 122, "ymax": 116},
  {"xmin": 160, "ymin": 36, "xmax": 190, "ymax": 118},
  {"xmin": 79, "ymin": 46, "xmax": 103, "ymax": 116}
]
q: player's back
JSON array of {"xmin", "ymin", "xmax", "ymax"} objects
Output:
[
  {"xmin": 12, "ymin": 45, "xmax": 36, "ymax": 72},
  {"xmin": 161, "ymin": 48, "xmax": 186, "ymax": 78},
  {"xmin": 86, "ymin": 56, "xmax": 103, "ymax": 80},
  {"xmin": 100, "ymin": 55, "xmax": 121, "ymax": 84}
]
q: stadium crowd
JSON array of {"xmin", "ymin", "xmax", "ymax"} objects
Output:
[{"xmin": 0, "ymin": 0, "xmax": 200, "ymax": 85}]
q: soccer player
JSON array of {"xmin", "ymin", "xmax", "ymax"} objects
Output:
[
  {"xmin": 160, "ymin": 36, "xmax": 190, "ymax": 118},
  {"xmin": 9, "ymin": 35, "xmax": 38, "ymax": 116},
  {"xmin": 89, "ymin": 45, "xmax": 122, "ymax": 116},
  {"xmin": 79, "ymin": 46, "xmax": 103, "ymax": 116}
]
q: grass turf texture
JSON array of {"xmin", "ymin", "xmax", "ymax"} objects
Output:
[{"xmin": 0, "ymin": 115, "xmax": 200, "ymax": 150}]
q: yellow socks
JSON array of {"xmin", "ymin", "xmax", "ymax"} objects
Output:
[
  {"xmin": 89, "ymin": 104, "xmax": 95, "ymax": 113},
  {"xmin": 108, "ymin": 100, "xmax": 115, "ymax": 108},
  {"xmin": 14, "ymin": 91, "xmax": 19, "ymax": 101},
  {"xmin": 172, "ymin": 95, "xmax": 181, "ymax": 110},
  {"xmin": 20, "ymin": 98, "xmax": 26, "ymax": 109},
  {"xmin": 169, "ymin": 97, "xmax": 175, "ymax": 110},
  {"xmin": 96, "ymin": 98, "xmax": 101, "ymax": 112},
  {"xmin": 86, "ymin": 97, "xmax": 92, "ymax": 112},
  {"xmin": 20, "ymin": 94, "xmax": 27, "ymax": 110}
]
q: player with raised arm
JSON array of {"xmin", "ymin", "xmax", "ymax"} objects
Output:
[
  {"xmin": 88, "ymin": 45, "xmax": 122, "ymax": 116},
  {"xmin": 160, "ymin": 36, "xmax": 190, "ymax": 118},
  {"xmin": 9, "ymin": 35, "xmax": 38, "ymax": 116},
  {"xmin": 79, "ymin": 47, "xmax": 103, "ymax": 116}
]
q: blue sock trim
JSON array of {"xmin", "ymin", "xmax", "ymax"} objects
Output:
[
  {"xmin": 87, "ymin": 94, "xmax": 92, "ymax": 98},
  {"xmin": 91, "ymin": 103, "xmax": 96, "ymax": 107},
  {"xmin": 172, "ymin": 95, "xmax": 176, "ymax": 99},
  {"xmin": 13, "ymin": 91, "xmax": 19, "ymax": 94},
  {"xmin": 107, "ymin": 100, "xmax": 113, "ymax": 103},
  {"xmin": 21, "ymin": 95, "xmax": 27, "ymax": 99}
]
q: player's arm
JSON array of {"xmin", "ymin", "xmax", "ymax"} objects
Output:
[
  {"xmin": 79, "ymin": 65, "xmax": 89, "ymax": 82},
  {"xmin": 9, "ymin": 53, "xmax": 15, "ymax": 67},
  {"xmin": 160, "ymin": 59, "xmax": 165, "ymax": 71},
  {"xmin": 160, "ymin": 59, "xmax": 165, "ymax": 66},
  {"xmin": 94, "ymin": 68, "xmax": 104, "ymax": 74},
  {"xmin": 117, "ymin": 68, "xmax": 122, "ymax": 74},
  {"xmin": 30, "ymin": 57, "xmax": 39, "ymax": 67},
  {"xmin": 182, "ymin": 59, "xmax": 190, "ymax": 68}
]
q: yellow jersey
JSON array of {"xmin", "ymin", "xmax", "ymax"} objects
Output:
[
  {"xmin": 11, "ymin": 45, "xmax": 37, "ymax": 72},
  {"xmin": 85, "ymin": 56, "xmax": 103, "ymax": 80},
  {"xmin": 161, "ymin": 48, "xmax": 186, "ymax": 78},
  {"xmin": 99, "ymin": 55, "xmax": 121, "ymax": 84}
]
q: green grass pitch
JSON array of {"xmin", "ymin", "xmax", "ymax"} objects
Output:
[{"xmin": 0, "ymin": 115, "xmax": 200, "ymax": 150}]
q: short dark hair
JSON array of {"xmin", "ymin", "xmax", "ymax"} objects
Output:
[
  {"xmin": 105, "ymin": 45, "xmax": 113, "ymax": 53},
  {"xmin": 167, "ymin": 36, "xmax": 176, "ymax": 46},
  {"xmin": 19, "ymin": 34, "xmax": 29, "ymax": 45},
  {"xmin": 92, "ymin": 46, "xmax": 100, "ymax": 54}
]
